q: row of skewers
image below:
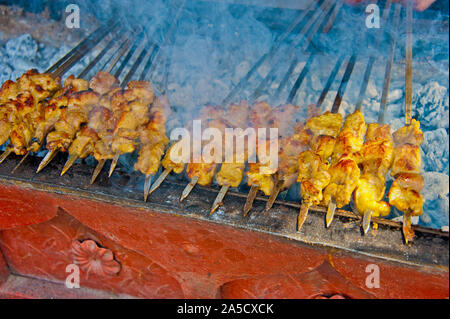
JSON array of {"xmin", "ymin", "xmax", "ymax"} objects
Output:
[
  {"xmin": 0, "ymin": 69, "xmax": 170, "ymax": 188},
  {"xmin": 0, "ymin": 69, "xmax": 424, "ymax": 243}
]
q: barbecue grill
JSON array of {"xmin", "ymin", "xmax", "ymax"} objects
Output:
[{"xmin": 0, "ymin": 0, "xmax": 448, "ymax": 299}]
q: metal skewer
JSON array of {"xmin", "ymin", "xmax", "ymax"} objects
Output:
[
  {"xmin": 140, "ymin": 2, "xmax": 187, "ymax": 201},
  {"xmin": 242, "ymin": 1, "xmax": 337, "ymax": 215},
  {"xmin": 0, "ymin": 148, "xmax": 12, "ymax": 164},
  {"xmin": 108, "ymin": 152, "xmax": 121, "ymax": 177},
  {"xmin": 90, "ymin": 159, "xmax": 106, "ymax": 184},
  {"xmin": 243, "ymin": 185, "xmax": 259, "ymax": 217},
  {"xmin": 51, "ymin": 23, "xmax": 120, "ymax": 79},
  {"xmin": 39, "ymin": 33, "xmax": 137, "ymax": 175},
  {"xmin": 222, "ymin": 0, "xmax": 318, "ymax": 105},
  {"xmin": 299, "ymin": 52, "xmax": 357, "ymax": 231},
  {"xmin": 144, "ymin": 174, "xmax": 153, "ymax": 202},
  {"xmin": 403, "ymin": 213, "xmax": 415, "ymax": 244},
  {"xmin": 405, "ymin": 0, "xmax": 413, "ymax": 126},
  {"xmin": 319, "ymin": 52, "xmax": 358, "ymax": 229},
  {"xmin": 60, "ymin": 154, "xmax": 79, "ymax": 176},
  {"xmin": 147, "ymin": 167, "xmax": 172, "ymax": 198},
  {"xmin": 325, "ymin": 198, "xmax": 336, "ymax": 228},
  {"xmin": 355, "ymin": 0, "xmax": 393, "ymax": 111},
  {"xmin": 11, "ymin": 151, "xmax": 30, "ymax": 174},
  {"xmin": 180, "ymin": 176, "xmax": 199, "ymax": 202},
  {"xmin": 362, "ymin": 210, "xmax": 374, "ymax": 234},
  {"xmin": 46, "ymin": 19, "xmax": 118, "ymax": 74},
  {"xmin": 362, "ymin": 3, "xmax": 402, "ymax": 234},
  {"xmin": 265, "ymin": 176, "xmax": 283, "ymax": 211},
  {"xmin": 297, "ymin": 202, "xmax": 311, "ymax": 231},
  {"xmin": 210, "ymin": 185, "xmax": 230, "ymax": 215},
  {"xmin": 402, "ymin": 1, "xmax": 415, "ymax": 243},
  {"xmin": 36, "ymin": 148, "xmax": 59, "ymax": 173}
]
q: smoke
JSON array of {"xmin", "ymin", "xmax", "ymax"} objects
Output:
[{"xmin": 1, "ymin": 0, "xmax": 449, "ymax": 229}]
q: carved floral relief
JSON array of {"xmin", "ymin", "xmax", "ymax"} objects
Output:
[{"xmin": 71, "ymin": 239, "xmax": 121, "ymax": 278}]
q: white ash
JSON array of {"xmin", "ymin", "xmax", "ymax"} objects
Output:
[
  {"xmin": 0, "ymin": 33, "xmax": 92, "ymax": 83},
  {"xmin": 413, "ymin": 81, "xmax": 449, "ymax": 129},
  {"xmin": 422, "ymin": 128, "xmax": 449, "ymax": 175},
  {"xmin": 420, "ymin": 172, "xmax": 449, "ymax": 229}
]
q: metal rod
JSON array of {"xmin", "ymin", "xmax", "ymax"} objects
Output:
[
  {"xmin": 287, "ymin": 53, "xmax": 315, "ymax": 103},
  {"xmin": 403, "ymin": 213, "xmax": 415, "ymax": 244},
  {"xmin": 274, "ymin": 2, "xmax": 343, "ymax": 104},
  {"xmin": 139, "ymin": 44, "xmax": 159, "ymax": 81},
  {"xmin": 100, "ymin": 37, "xmax": 131, "ymax": 72},
  {"xmin": 297, "ymin": 203, "xmax": 311, "ymax": 232},
  {"xmin": 210, "ymin": 185, "xmax": 230, "ymax": 215},
  {"xmin": 378, "ymin": 3, "xmax": 402, "ymax": 124},
  {"xmin": 147, "ymin": 168, "xmax": 171, "ymax": 196},
  {"xmin": 180, "ymin": 176, "xmax": 199, "ymax": 202},
  {"xmin": 316, "ymin": 54, "xmax": 345, "ymax": 107},
  {"xmin": 222, "ymin": 0, "xmax": 318, "ymax": 104},
  {"xmin": 322, "ymin": 1, "xmax": 343, "ymax": 33},
  {"xmin": 273, "ymin": 57, "xmax": 298, "ymax": 100},
  {"xmin": 121, "ymin": 40, "xmax": 153, "ymax": 87},
  {"xmin": 51, "ymin": 23, "xmax": 120, "ymax": 79},
  {"xmin": 243, "ymin": 185, "xmax": 259, "ymax": 216},
  {"xmin": 355, "ymin": 0, "xmax": 393, "ymax": 110},
  {"xmin": 302, "ymin": 1, "xmax": 336, "ymax": 50},
  {"xmin": 114, "ymin": 32, "xmax": 146, "ymax": 79},
  {"xmin": 45, "ymin": 20, "xmax": 116, "ymax": 74},
  {"xmin": 250, "ymin": 0, "xmax": 334, "ymax": 101},
  {"xmin": 405, "ymin": 0, "xmax": 413, "ymax": 125},
  {"xmin": 330, "ymin": 53, "xmax": 357, "ymax": 113},
  {"xmin": 90, "ymin": 159, "xmax": 106, "ymax": 184},
  {"xmin": 325, "ymin": 197, "xmax": 336, "ymax": 228},
  {"xmin": 362, "ymin": 210, "xmax": 373, "ymax": 234},
  {"xmin": 77, "ymin": 33, "xmax": 119, "ymax": 79}
]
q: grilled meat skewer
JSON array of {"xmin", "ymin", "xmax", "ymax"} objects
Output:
[
  {"xmin": 296, "ymin": 111, "xmax": 343, "ymax": 230},
  {"xmin": 353, "ymin": 123, "xmax": 394, "ymax": 234},
  {"xmin": 39, "ymin": 71, "xmax": 119, "ymax": 174},
  {"xmin": 388, "ymin": 119, "xmax": 424, "ymax": 243},
  {"xmin": 0, "ymin": 70, "xmax": 61, "ymax": 163},
  {"xmin": 148, "ymin": 105, "xmax": 225, "ymax": 198},
  {"xmin": 322, "ymin": 110, "xmax": 366, "ymax": 227},
  {"xmin": 134, "ymin": 95, "xmax": 171, "ymax": 201},
  {"xmin": 210, "ymin": 101, "xmax": 252, "ymax": 214}
]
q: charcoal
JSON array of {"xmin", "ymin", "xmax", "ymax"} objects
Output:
[
  {"xmin": 422, "ymin": 128, "xmax": 450, "ymax": 174},
  {"xmin": 5, "ymin": 33, "xmax": 38, "ymax": 61},
  {"xmin": 414, "ymin": 81, "xmax": 449, "ymax": 129}
]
